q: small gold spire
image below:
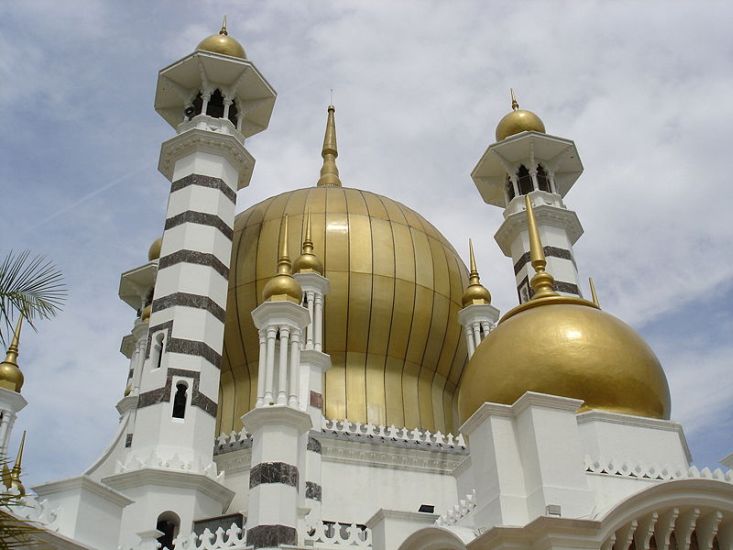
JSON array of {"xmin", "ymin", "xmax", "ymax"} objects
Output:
[
  {"xmin": 293, "ymin": 210, "xmax": 324, "ymax": 274},
  {"xmin": 589, "ymin": 277, "xmax": 600, "ymax": 307},
  {"xmin": 263, "ymin": 216, "xmax": 303, "ymax": 302},
  {"xmin": 510, "ymin": 88, "xmax": 519, "ymax": 111},
  {"xmin": 317, "ymin": 105, "xmax": 342, "ymax": 187},
  {"xmin": 524, "ymin": 195, "xmax": 557, "ymax": 300},
  {"xmin": 220, "ymin": 15, "xmax": 228, "ymax": 35},
  {"xmin": 0, "ymin": 316, "xmax": 25, "ymax": 393},
  {"xmin": 462, "ymin": 239, "xmax": 492, "ymax": 307},
  {"xmin": 9, "ymin": 431, "xmax": 26, "ymax": 496}
]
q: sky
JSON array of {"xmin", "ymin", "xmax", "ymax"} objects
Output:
[{"xmin": 0, "ymin": 1, "xmax": 731, "ymax": 487}]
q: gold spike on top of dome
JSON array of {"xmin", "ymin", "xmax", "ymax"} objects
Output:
[
  {"xmin": 462, "ymin": 239, "xmax": 492, "ymax": 307},
  {"xmin": 8, "ymin": 431, "xmax": 26, "ymax": 495},
  {"xmin": 262, "ymin": 216, "xmax": 303, "ymax": 303},
  {"xmin": 293, "ymin": 211, "xmax": 324, "ymax": 275},
  {"xmin": 525, "ymin": 195, "xmax": 557, "ymax": 300},
  {"xmin": 495, "ymin": 89, "xmax": 546, "ymax": 141},
  {"xmin": 196, "ymin": 16, "xmax": 247, "ymax": 59},
  {"xmin": 589, "ymin": 277, "xmax": 600, "ymax": 307},
  {"xmin": 317, "ymin": 105, "xmax": 342, "ymax": 187},
  {"xmin": 0, "ymin": 316, "xmax": 25, "ymax": 393}
]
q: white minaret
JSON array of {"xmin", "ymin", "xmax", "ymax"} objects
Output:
[
  {"xmin": 472, "ymin": 91, "xmax": 584, "ymax": 303},
  {"xmin": 102, "ymin": 21, "xmax": 277, "ymax": 546},
  {"xmin": 244, "ymin": 216, "xmax": 312, "ymax": 549},
  {"xmin": 0, "ymin": 317, "xmax": 27, "ymax": 459},
  {"xmin": 458, "ymin": 239, "xmax": 500, "ymax": 359}
]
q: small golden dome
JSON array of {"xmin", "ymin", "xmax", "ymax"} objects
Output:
[
  {"xmin": 462, "ymin": 239, "xmax": 491, "ymax": 307},
  {"xmin": 0, "ymin": 317, "xmax": 24, "ymax": 393},
  {"xmin": 293, "ymin": 212, "xmax": 324, "ymax": 275},
  {"xmin": 197, "ymin": 17, "xmax": 246, "ymax": 59},
  {"xmin": 262, "ymin": 216, "xmax": 303, "ymax": 303},
  {"xmin": 141, "ymin": 304, "xmax": 152, "ymax": 321},
  {"xmin": 495, "ymin": 90, "xmax": 546, "ymax": 141},
  {"xmin": 148, "ymin": 237, "xmax": 162, "ymax": 261},
  {"xmin": 457, "ymin": 196, "xmax": 670, "ymax": 422}
]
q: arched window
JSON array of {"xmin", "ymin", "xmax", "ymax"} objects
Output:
[
  {"xmin": 156, "ymin": 511, "xmax": 180, "ymax": 550},
  {"xmin": 536, "ymin": 164, "xmax": 551, "ymax": 192},
  {"xmin": 228, "ymin": 99, "xmax": 239, "ymax": 126},
  {"xmin": 172, "ymin": 382, "xmax": 188, "ymax": 419},
  {"xmin": 153, "ymin": 333, "xmax": 165, "ymax": 370},
  {"xmin": 505, "ymin": 176, "xmax": 516, "ymax": 202},
  {"xmin": 190, "ymin": 92, "xmax": 203, "ymax": 118},
  {"xmin": 206, "ymin": 89, "xmax": 225, "ymax": 118},
  {"xmin": 517, "ymin": 165, "xmax": 533, "ymax": 195}
]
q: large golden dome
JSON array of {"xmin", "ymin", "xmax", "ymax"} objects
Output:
[
  {"xmin": 457, "ymin": 196, "xmax": 670, "ymax": 423},
  {"xmin": 218, "ymin": 186, "xmax": 470, "ymax": 434}
]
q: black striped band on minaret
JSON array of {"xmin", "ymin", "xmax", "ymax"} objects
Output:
[
  {"xmin": 246, "ymin": 525, "xmax": 297, "ymax": 549},
  {"xmin": 152, "ymin": 292, "xmax": 226, "ymax": 323},
  {"xmin": 164, "ymin": 211, "xmax": 234, "ymax": 240},
  {"xmin": 249, "ymin": 462, "xmax": 299, "ymax": 489},
  {"xmin": 137, "ymin": 367, "xmax": 217, "ymax": 416},
  {"xmin": 307, "ymin": 436, "xmax": 322, "ymax": 454},
  {"xmin": 305, "ymin": 481, "xmax": 322, "ymax": 501},
  {"xmin": 159, "ymin": 250, "xmax": 229, "ymax": 279},
  {"xmin": 516, "ymin": 275, "xmax": 581, "ymax": 302},
  {"xmin": 145, "ymin": 320, "xmax": 222, "ymax": 369},
  {"xmin": 513, "ymin": 246, "xmax": 577, "ymax": 275},
  {"xmin": 170, "ymin": 174, "xmax": 237, "ymax": 204}
]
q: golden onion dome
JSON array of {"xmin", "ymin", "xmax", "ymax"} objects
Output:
[
  {"xmin": 262, "ymin": 216, "xmax": 303, "ymax": 303},
  {"xmin": 462, "ymin": 239, "xmax": 491, "ymax": 307},
  {"xmin": 495, "ymin": 90, "xmax": 546, "ymax": 141},
  {"xmin": 148, "ymin": 237, "xmax": 162, "ymax": 261},
  {"xmin": 196, "ymin": 17, "xmax": 247, "ymax": 59},
  {"xmin": 457, "ymin": 196, "xmax": 670, "ymax": 423},
  {"xmin": 0, "ymin": 317, "xmax": 24, "ymax": 393}
]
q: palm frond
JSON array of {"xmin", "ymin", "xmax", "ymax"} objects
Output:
[{"xmin": 0, "ymin": 251, "xmax": 67, "ymax": 347}]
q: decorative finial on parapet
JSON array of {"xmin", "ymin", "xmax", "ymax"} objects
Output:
[
  {"xmin": 317, "ymin": 105, "xmax": 342, "ymax": 187},
  {"xmin": 589, "ymin": 277, "xmax": 600, "ymax": 307},
  {"xmin": 9, "ymin": 431, "xmax": 26, "ymax": 495},
  {"xmin": 525, "ymin": 195, "xmax": 557, "ymax": 300}
]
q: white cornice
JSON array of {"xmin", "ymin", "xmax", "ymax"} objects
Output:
[
  {"xmin": 33, "ymin": 475, "xmax": 133, "ymax": 508},
  {"xmin": 494, "ymin": 203, "xmax": 584, "ymax": 256}
]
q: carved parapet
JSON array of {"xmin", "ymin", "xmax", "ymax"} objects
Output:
[{"xmin": 321, "ymin": 418, "xmax": 467, "ymax": 451}]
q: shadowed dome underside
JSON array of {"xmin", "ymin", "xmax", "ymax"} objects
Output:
[{"xmin": 219, "ymin": 186, "xmax": 470, "ymax": 434}]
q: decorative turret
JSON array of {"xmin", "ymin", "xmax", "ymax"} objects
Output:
[
  {"xmin": 472, "ymin": 90, "xmax": 585, "ymax": 303},
  {"xmin": 0, "ymin": 318, "xmax": 28, "ymax": 458},
  {"xmin": 458, "ymin": 240, "xmax": 499, "ymax": 359},
  {"xmin": 0, "ymin": 317, "xmax": 24, "ymax": 393},
  {"xmin": 263, "ymin": 216, "xmax": 303, "ymax": 303}
]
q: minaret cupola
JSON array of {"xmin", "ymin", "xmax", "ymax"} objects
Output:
[
  {"xmin": 495, "ymin": 89, "xmax": 546, "ymax": 141},
  {"xmin": 0, "ymin": 317, "xmax": 25, "ymax": 393},
  {"xmin": 196, "ymin": 16, "xmax": 246, "ymax": 59}
]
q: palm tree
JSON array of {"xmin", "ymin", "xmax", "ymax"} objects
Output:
[{"xmin": 0, "ymin": 250, "xmax": 66, "ymax": 346}]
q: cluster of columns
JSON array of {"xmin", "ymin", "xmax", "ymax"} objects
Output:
[{"xmin": 459, "ymin": 304, "xmax": 500, "ymax": 359}]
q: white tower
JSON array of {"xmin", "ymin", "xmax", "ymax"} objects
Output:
[
  {"xmin": 244, "ymin": 217, "xmax": 312, "ymax": 549},
  {"xmin": 102, "ymin": 21, "xmax": 276, "ymax": 546},
  {"xmin": 0, "ymin": 317, "xmax": 27, "ymax": 459},
  {"xmin": 472, "ymin": 91, "xmax": 584, "ymax": 303}
]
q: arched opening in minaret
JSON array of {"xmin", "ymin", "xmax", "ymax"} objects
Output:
[
  {"xmin": 516, "ymin": 165, "xmax": 533, "ymax": 195},
  {"xmin": 206, "ymin": 89, "xmax": 226, "ymax": 119},
  {"xmin": 505, "ymin": 176, "xmax": 516, "ymax": 202},
  {"xmin": 156, "ymin": 511, "xmax": 180, "ymax": 549},
  {"xmin": 153, "ymin": 333, "xmax": 165, "ymax": 370},
  {"xmin": 172, "ymin": 381, "xmax": 188, "ymax": 419},
  {"xmin": 536, "ymin": 164, "xmax": 551, "ymax": 192},
  {"xmin": 228, "ymin": 99, "xmax": 239, "ymax": 126}
]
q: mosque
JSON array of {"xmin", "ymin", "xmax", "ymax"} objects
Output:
[{"xmin": 1, "ymin": 20, "xmax": 732, "ymax": 550}]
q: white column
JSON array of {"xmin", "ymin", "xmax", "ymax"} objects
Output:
[
  {"xmin": 314, "ymin": 294, "xmax": 324, "ymax": 352},
  {"xmin": 305, "ymin": 291, "xmax": 315, "ymax": 350},
  {"xmin": 264, "ymin": 327, "xmax": 277, "ymax": 405},
  {"xmin": 288, "ymin": 329, "xmax": 301, "ymax": 408},
  {"xmin": 465, "ymin": 326, "xmax": 476, "ymax": 357},
  {"xmin": 472, "ymin": 322, "xmax": 482, "ymax": 349},
  {"xmin": 480, "ymin": 321, "xmax": 492, "ymax": 339},
  {"xmin": 256, "ymin": 330, "xmax": 267, "ymax": 407},
  {"xmin": 277, "ymin": 327, "xmax": 290, "ymax": 405}
]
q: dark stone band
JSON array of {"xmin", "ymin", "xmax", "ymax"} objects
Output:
[
  {"xmin": 305, "ymin": 481, "xmax": 322, "ymax": 501},
  {"xmin": 159, "ymin": 250, "xmax": 229, "ymax": 280},
  {"xmin": 514, "ymin": 246, "xmax": 575, "ymax": 275},
  {"xmin": 246, "ymin": 525, "xmax": 297, "ymax": 549},
  {"xmin": 152, "ymin": 292, "xmax": 226, "ymax": 323},
  {"xmin": 145, "ymin": 320, "xmax": 222, "ymax": 369},
  {"xmin": 517, "ymin": 275, "xmax": 581, "ymax": 302},
  {"xmin": 249, "ymin": 462, "xmax": 299, "ymax": 489},
  {"xmin": 310, "ymin": 390, "xmax": 324, "ymax": 410},
  {"xmin": 171, "ymin": 174, "xmax": 236, "ymax": 204},
  {"xmin": 165, "ymin": 211, "xmax": 234, "ymax": 241},
  {"xmin": 307, "ymin": 436, "xmax": 322, "ymax": 454},
  {"xmin": 137, "ymin": 367, "xmax": 217, "ymax": 417}
]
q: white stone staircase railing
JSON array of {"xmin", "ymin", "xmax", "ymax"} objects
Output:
[
  {"xmin": 436, "ymin": 489, "xmax": 477, "ymax": 527},
  {"xmin": 306, "ymin": 520, "xmax": 372, "ymax": 547}
]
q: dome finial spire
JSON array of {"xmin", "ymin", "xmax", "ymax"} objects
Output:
[
  {"xmin": 263, "ymin": 216, "xmax": 303, "ymax": 303},
  {"xmin": 462, "ymin": 239, "xmax": 492, "ymax": 307},
  {"xmin": 589, "ymin": 277, "xmax": 600, "ymax": 307},
  {"xmin": 317, "ymin": 105, "xmax": 342, "ymax": 187},
  {"xmin": 9, "ymin": 430, "xmax": 26, "ymax": 495},
  {"xmin": 220, "ymin": 15, "xmax": 228, "ymax": 35},
  {"xmin": 524, "ymin": 195, "xmax": 557, "ymax": 300},
  {"xmin": 0, "ymin": 315, "xmax": 25, "ymax": 393},
  {"xmin": 294, "ymin": 211, "xmax": 324, "ymax": 274},
  {"xmin": 510, "ymin": 88, "xmax": 519, "ymax": 111}
]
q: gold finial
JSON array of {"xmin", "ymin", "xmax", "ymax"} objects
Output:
[
  {"xmin": 220, "ymin": 15, "xmax": 228, "ymax": 35},
  {"xmin": 524, "ymin": 195, "xmax": 557, "ymax": 300},
  {"xmin": 0, "ymin": 316, "xmax": 25, "ymax": 393},
  {"xmin": 294, "ymin": 210, "xmax": 324, "ymax": 274},
  {"xmin": 462, "ymin": 239, "xmax": 492, "ymax": 307},
  {"xmin": 589, "ymin": 277, "xmax": 600, "ymax": 307},
  {"xmin": 9, "ymin": 431, "xmax": 26, "ymax": 496},
  {"xmin": 317, "ymin": 105, "xmax": 342, "ymax": 187},
  {"xmin": 510, "ymin": 88, "xmax": 519, "ymax": 111},
  {"xmin": 263, "ymin": 216, "xmax": 303, "ymax": 302}
]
